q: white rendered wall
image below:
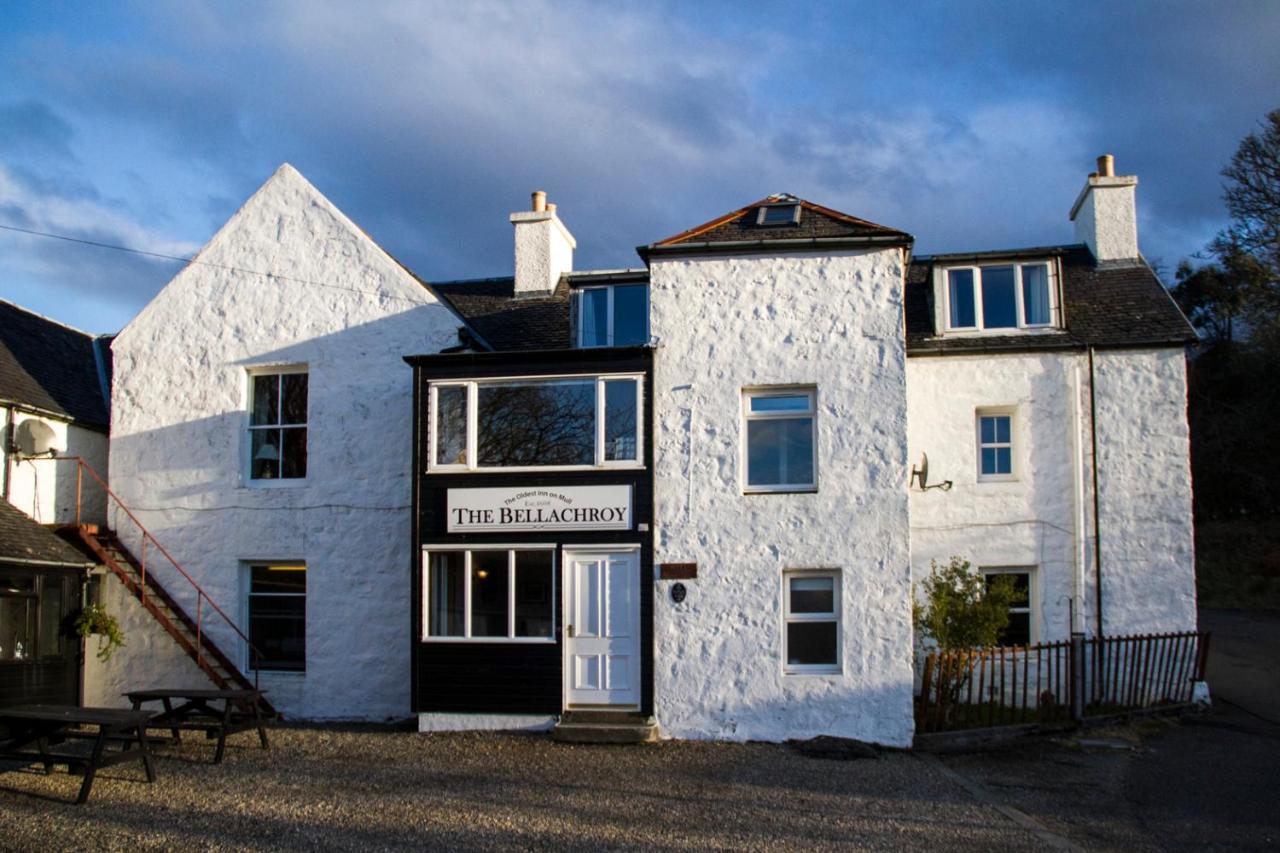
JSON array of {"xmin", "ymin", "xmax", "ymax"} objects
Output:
[
  {"xmin": 1092, "ymin": 348, "xmax": 1196, "ymax": 634},
  {"xmin": 906, "ymin": 347, "xmax": 1196, "ymax": 642},
  {"xmin": 2, "ymin": 412, "xmax": 109, "ymax": 525},
  {"xmin": 83, "ymin": 568, "xmax": 217, "ymax": 707},
  {"xmin": 109, "ymin": 165, "xmax": 459, "ymax": 720},
  {"xmin": 650, "ymin": 248, "xmax": 914, "ymax": 747}
]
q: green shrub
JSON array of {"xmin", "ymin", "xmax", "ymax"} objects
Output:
[{"xmin": 914, "ymin": 556, "xmax": 1014, "ymax": 651}]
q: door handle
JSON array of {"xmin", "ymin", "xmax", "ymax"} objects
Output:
[{"xmin": 567, "ymin": 624, "xmax": 575, "ymax": 638}]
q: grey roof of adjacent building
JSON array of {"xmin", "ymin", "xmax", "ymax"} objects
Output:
[
  {"xmin": 430, "ymin": 277, "xmax": 572, "ymax": 352},
  {"xmin": 0, "ymin": 498, "xmax": 92, "ymax": 567},
  {"xmin": 905, "ymin": 245, "xmax": 1197, "ymax": 355},
  {"xmin": 0, "ymin": 300, "xmax": 112, "ymax": 429}
]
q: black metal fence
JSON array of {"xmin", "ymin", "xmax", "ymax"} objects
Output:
[{"xmin": 916, "ymin": 631, "xmax": 1210, "ymax": 734}]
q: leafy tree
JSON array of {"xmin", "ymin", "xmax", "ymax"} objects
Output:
[{"xmin": 913, "ymin": 557, "xmax": 1014, "ymax": 651}]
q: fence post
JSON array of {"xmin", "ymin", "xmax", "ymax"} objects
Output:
[{"xmin": 1070, "ymin": 632, "xmax": 1085, "ymax": 723}]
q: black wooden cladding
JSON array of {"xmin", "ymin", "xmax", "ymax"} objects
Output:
[{"xmin": 407, "ymin": 347, "xmax": 655, "ymax": 717}]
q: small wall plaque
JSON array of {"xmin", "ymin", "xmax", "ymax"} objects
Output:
[
  {"xmin": 660, "ymin": 562, "xmax": 697, "ymax": 580},
  {"xmin": 671, "ymin": 583, "xmax": 687, "ymax": 604}
]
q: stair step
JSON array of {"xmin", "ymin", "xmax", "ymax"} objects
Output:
[
  {"xmin": 559, "ymin": 711, "xmax": 652, "ymax": 726},
  {"xmin": 552, "ymin": 722, "xmax": 660, "ymax": 745}
]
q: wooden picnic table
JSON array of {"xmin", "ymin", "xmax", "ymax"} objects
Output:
[
  {"xmin": 125, "ymin": 688, "xmax": 270, "ymax": 764},
  {"xmin": 0, "ymin": 704, "xmax": 157, "ymax": 804}
]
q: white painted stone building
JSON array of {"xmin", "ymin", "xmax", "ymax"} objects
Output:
[{"xmin": 92, "ymin": 155, "xmax": 1196, "ymax": 744}]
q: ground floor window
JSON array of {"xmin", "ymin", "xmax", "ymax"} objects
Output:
[
  {"xmin": 783, "ymin": 570, "xmax": 840, "ymax": 673},
  {"xmin": 247, "ymin": 563, "xmax": 306, "ymax": 671},
  {"xmin": 424, "ymin": 547, "xmax": 555, "ymax": 641},
  {"xmin": 0, "ymin": 568, "xmax": 76, "ymax": 662},
  {"xmin": 981, "ymin": 567, "xmax": 1035, "ymax": 646}
]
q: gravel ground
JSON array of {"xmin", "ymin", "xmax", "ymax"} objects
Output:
[{"xmin": 0, "ymin": 727, "xmax": 1044, "ymax": 852}]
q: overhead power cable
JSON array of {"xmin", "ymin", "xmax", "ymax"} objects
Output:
[{"xmin": 0, "ymin": 221, "xmax": 440, "ymax": 306}]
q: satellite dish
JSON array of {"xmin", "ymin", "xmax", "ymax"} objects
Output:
[
  {"xmin": 910, "ymin": 452, "xmax": 929, "ymax": 490},
  {"xmin": 910, "ymin": 451, "xmax": 953, "ymax": 492},
  {"xmin": 14, "ymin": 419, "xmax": 57, "ymax": 457}
]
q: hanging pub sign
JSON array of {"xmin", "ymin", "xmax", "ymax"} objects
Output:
[{"xmin": 446, "ymin": 485, "xmax": 632, "ymax": 532}]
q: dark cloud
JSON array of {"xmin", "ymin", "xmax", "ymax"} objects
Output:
[{"xmin": 0, "ymin": 0, "xmax": 1277, "ymax": 332}]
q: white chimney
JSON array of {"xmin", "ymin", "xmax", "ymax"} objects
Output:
[
  {"xmin": 511, "ymin": 190, "xmax": 575, "ymax": 294},
  {"xmin": 1069, "ymin": 154, "xmax": 1140, "ymax": 263}
]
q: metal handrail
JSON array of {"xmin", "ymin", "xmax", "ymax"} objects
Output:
[{"xmin": 61, "ymin": 455, "xmax": 263, "ymax": 687}]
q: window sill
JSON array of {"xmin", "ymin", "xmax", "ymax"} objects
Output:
[
  {"xmin": 249, "ymin": 669, "xmax": 306, "ymax": 678},
  {"xmin": 426, "ymin": 464, "xmax": 644, "ymax": 475},
  {"xmin": 783, "ymin": 667, "xmax": 843, "ymax": 677},
  {"xmin": 744, "ymin": 486, "xmax": 818, "ymax": 495},
  {"xmin": 243, "ymin": 477, "xmax": 310, "ymax": 489},
  {"xmin": 420, "ymin": 637, "xmax": 557, "ymax": 645},
  {"xmin": 976, "ymin": 475, "xmax": 1019, "ymax": 484},
  {"xmin": 941, "ymin": 326, "xmax": 1060, "ymax": 337}
]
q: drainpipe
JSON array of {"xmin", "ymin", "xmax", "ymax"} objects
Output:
[
  {"xmin": 1088, "ymin": 347, "xmax": 1104, "ymax": 638},
  {"xmin": 1069, "ymin": 363, "xmax": 1088, "ymax": 636},
  {"xmin": 2, "ymin": 406, "xmax": 12, "ymax": 501}
]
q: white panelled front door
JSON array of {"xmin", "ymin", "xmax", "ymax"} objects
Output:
[{"xmin": 564, "ymin": 549, "xmax": 640, "ymax": 708}]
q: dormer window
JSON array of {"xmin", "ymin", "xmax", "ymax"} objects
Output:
[
  {"xmin": 577, "ymin": 284, "xmax": 649, "ymax": 348},
  {"xmin": 756, "ymin": 204, "xmax": 801, "ymax": 226},
  {"xmin": 944, "ymin": 262, "xmax": 1058, "ymax": 332}
]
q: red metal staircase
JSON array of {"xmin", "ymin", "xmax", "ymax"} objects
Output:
[{"xmin": 58, "ymin": 458, "xmax": 276, "ymax": 717}]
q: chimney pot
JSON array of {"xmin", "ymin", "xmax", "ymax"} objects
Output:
[
  {"xmin": 1096, "ymin": 154, "xmax": 1114, "ymax": 178},
  {"xmin": 546, "ymin": 202, "xmax": 557, "ymax": 214},
  {"xmin": 532, "ymin": 191, "xmax": 547, "ymax": 212}
]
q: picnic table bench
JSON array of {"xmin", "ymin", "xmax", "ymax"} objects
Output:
[
  {"xmin": 125, "ymin": 688, "xmax": 271, "ymax": 764},
  {"xmin": 0, "ymin": 704, "xmax": 157, "ymax": 804}
]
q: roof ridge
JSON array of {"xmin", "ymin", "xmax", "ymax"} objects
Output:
[{"xmin": 0, "ymin": 298, "xmax": 99, "ymax": 340}]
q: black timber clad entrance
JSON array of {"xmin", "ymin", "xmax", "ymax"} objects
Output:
[
  {"xmin": 0, "ymin": 565, "xmax": 82, "ymax": 710},
  {"xmin": 406, "ymin": 347, "xmax": 655, "ymax": 717}
]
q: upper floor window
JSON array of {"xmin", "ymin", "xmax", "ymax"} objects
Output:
[
  {"xmin": 977, "ymin": 409, "xmax": 1015, "ymax": 481},
  {"xmin": 757, "ymin": 203, "xmax": 800, "ymax": 226},
  {"xmin": 743, "ymin": 388, "xmax": 817, "ymax": 493},
  {"xmin": 578, "ymin": 284, "xmax": 649, "ymax": 348},
  {"xmin": 945, "ymin": 262, "xmax": 1056, "ymax": 332},
  {"xmin": 429, "ymin": 374, "xmax": 643, "ymax": 471},
  {"xmin": 249, "ymin": 369, "xmax": 307, "ymax": 480}
]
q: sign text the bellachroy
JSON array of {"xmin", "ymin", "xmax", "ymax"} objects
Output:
[{"xmin": 446, "ymin": 485, "xmax": 632, "ymax": 532}]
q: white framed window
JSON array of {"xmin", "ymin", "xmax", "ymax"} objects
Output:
[
  {"xmin": 980, "ymin": 567, "xmax": 1036, "ymax": 646},
  {"xmin": 743, "ymin": 388, "xmax": 817, "ymax": 493},
  {"xmin": 976, "ymin": 409, "xmax": 1015, "ymax": 481},
  {"xmin": 783, "ymin": 570, "xmax": 840, "ymax": 673},
  {"xmin": 422, "ymin": 546, "xmax": 556, "ymax": 642},
  {"xmin": 248, "ymin": 368, "xmax": 308, "ymax": 480},
  {"xmin": 428, "ymin": 373, "xmax": 644, "ymax": 472},
  {"xmin": 245, "ymin": 563, "xmax": 306, "ymax": 672},
  {"xmin": 944, "ymin": 262, "xmax": 1058, "ymax": 332},
  {"xmin": 577, "ymin": 284, "xmax": 649, "ymax": 348}
]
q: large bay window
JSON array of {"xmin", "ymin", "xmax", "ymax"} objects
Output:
[
  {"xmin": 945, "ymin": 262, "xmax": 1057, "ymax": 332},
  {"xmin": 429, "ymin": 374, "xmax": 643, "ymax": 471},
  {"xmin": 424, "ymin": 547, "xmax": 555, "ymax": 641}
]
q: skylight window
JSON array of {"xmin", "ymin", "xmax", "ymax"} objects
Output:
[{"xmin": 757, "ymin": 204, "xmax": 801, "ymax": 226}]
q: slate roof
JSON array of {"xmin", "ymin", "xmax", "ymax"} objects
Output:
[
  {"xmin": 905, "ymin": 245, "xmax": 1197, "ymax": 355},
  {"xmin": 0, "ymin": 301, "xmax": 111, "ymax": 428},
  {"xmin": 646, "ymin": 194, "xmax": 913, "ymax": 254},
  {"xmin": 430, "ymin": 277, "xmax": 572, "ymax": 351},
  {"xmin": 0, "ymin": 498, "xmax": 92, "ymax": 567}
]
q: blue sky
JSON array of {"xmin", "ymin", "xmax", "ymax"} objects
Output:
[{"xmin": 1, "ymin": 1, "xmax": 1277, "ymax": 334}]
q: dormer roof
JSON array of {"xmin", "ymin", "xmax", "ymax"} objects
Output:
[{"xmin": 641, "ymin": 194, "xmax": 912, "ymax": 260}]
